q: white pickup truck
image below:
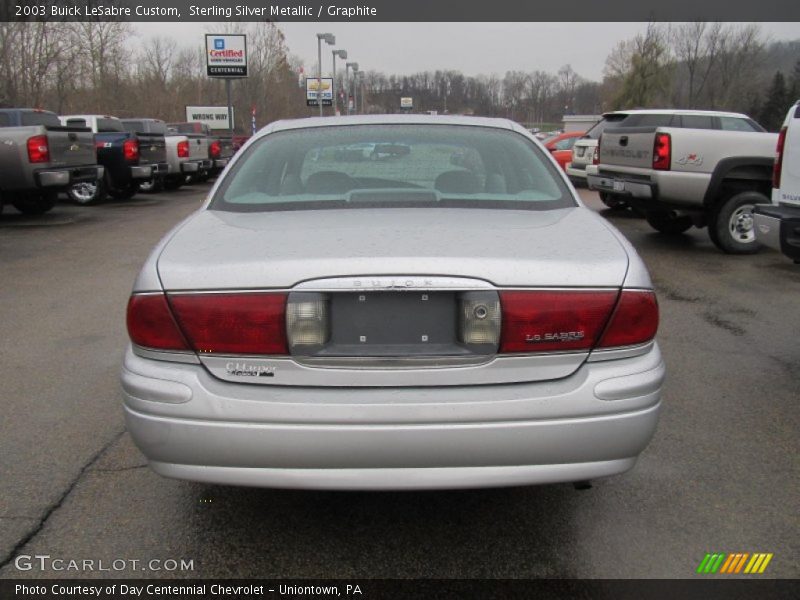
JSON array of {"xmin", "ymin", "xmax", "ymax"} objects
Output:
[
  {"xmin": 753, "ymin": 101, "xmax": 800, "ymax": 263},
  {"xmin": 587, "ymin": 109, "xmax": 776, "ymax": 254}
]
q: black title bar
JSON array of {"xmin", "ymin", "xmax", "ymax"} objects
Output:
[{"xmin": 2, "ymin": 0, "xmax": 800, "ymax": 22}]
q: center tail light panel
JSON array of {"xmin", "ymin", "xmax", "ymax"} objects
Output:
[{"xmin": 126, "ymin": 277, "xmax": 658, "ymax": 388}]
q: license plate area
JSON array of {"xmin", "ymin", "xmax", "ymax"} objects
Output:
[{"xmin": 287, "ymin": 291, "xmax": 499, "ymax": 358}]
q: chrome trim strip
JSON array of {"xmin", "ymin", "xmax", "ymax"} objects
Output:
[
  {"xmin": 587, "ymin": 341, "xmax": 655, "ymax": 362},
  {"xmin": 132, "ymin": 344, "xmax": 200, "ymax": 365}
]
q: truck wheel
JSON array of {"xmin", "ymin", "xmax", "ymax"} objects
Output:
[
  {"xmin": 645, "ymin": 209, "xmax": 693, "ymax": 235},
  {"xmin": 139, "ymin": 178, "xmax": 164, "ymax": 194},
  {"xmin": 12, "ymin": 192, "xmax": 57, "ymax": 215},
  {"xmin": 708, "ymin": 191, "xmax": 766, "ymax": 254},
  {"xmin": 164, "ymin": 177, "xmax": 183, "ymax": 191},
  {"xmin": 599, "ymin": 191, "xmax": 628, "ymax": 210},
  {"xmin": 68, "ymin": 179, "xmax": 106, "ymax": 205},
  {"xmin": 108, "ymin": 182, "xmax": 140, "ymax": 200}
]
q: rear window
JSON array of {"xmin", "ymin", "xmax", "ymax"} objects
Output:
[
  {"xmin": 584, "ymin": 114, "xmax": 628, "ymax": 139},
  {"xmin": 718, "ymin": 117, "xmax": 763, "ymax": 132},
  {"xmin": 619, "ymin": 113, "xmax": 677, "ymax": 128},
  {"xmin": 680, "ymin": 115, "xmax": 715, "ymax": 130},
  {"xmin": 122, "ymin": 121, "xmax": 144, "ymax": 133},
  {"xmin": 21, "ymin": 111, "xmax": 61, "ymax": 127},
  {"xmin": 97, "ymin": 118, "xmax": 123, "ymax": 133},
  {"xmin": 211, "ymin": 124, "xmax": 574, "ymax": 213}
]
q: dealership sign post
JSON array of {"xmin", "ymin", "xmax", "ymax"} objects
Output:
[{"xmin": 205, "ymin": 34, "xmax": 247, "ymax": 134}]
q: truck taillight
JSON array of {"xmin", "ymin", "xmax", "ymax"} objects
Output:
[
  {"xmin": 653, "ymin": 133, "xmax": 671, "ymax": 170},
  {"xmin": 177, "ymin": 140, "xmax": 189, "ymax": 158},
  {"xmin": 123, "ymin": 138, "xmax": 139, "ymax": 161},
  {"xmin": 209, "ymin": 141, "xmax": 221, "ymax": 158},
  {"xmin": 127, "ymin": 292, "xmax": 289, "ymax": 355},
  {"xmin": 592, "ymin": 143, "xmax": 600, "ymax": 166},
  {"xmin": 774, "ymin": 126, "xmax": 787, "ymax": 189},
  {"xmin": 498, "ymin": 290, "xmax": 658, "ymax": 354},
  {"xmin": 27, "ymin": 135, "xmax": 49, "ymax": 163}
]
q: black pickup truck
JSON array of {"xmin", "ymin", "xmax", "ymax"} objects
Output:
[
  {"xmin": 59, "ymin": 114, "xmax": 155, "ymax": 205},
  {"xmin": 0, "ymin": 108, "xmax": 102, "ymax": 215},
  {"xmin": 121, "ymin": 118, "xmax": 169, "ymax": 193}
]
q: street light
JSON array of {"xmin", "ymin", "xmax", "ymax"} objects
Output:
[
  {"xmin": 316, "ymin": 33, "xmax": 335, "ymax": 117},
  {"xmin": 332, "ymin": 49, "xmax": 347, "ymax": 116},
  {"xmin": 345, "ymin": 61, "xmax": 359, "ymax": 115}
]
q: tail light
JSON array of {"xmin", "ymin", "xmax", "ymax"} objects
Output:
[
  {"xmin": 123, "ymin": 138, "xmax": 139, "ymax": 161},
  {"xmin": 593, "ymin": 138, "xmax": 601, "ymax": 165},
  {"xmin": 652, "ymin": 133, "xmax": 671, "ymax": 170},
  {"xmin": 177, "ymin": 140, "xmax": 189, "ymax": 158},
  {"xmin": 209, "ymin": 141, "xmax": 221, "ymax": 159},
  {"xmin": 126, "ymin": 294, "xmax": 189, "ymax": 351},
  {"xmin": 27, "ymin": 135, "xmax": 49, "ymax": 163},
  {"xmin": 499, "ymin": 290, "xmax": 658, "ymax": 353},
  {"xmin": 774, "ymin": 126, "xmax": 787, "ymax": 188},
  {"xmin": 597, "ymin": 290, "xmax": 659, "ymax": 348},
  {"xmin": 286, "ymin": 293, "xmax": 330, "ymax": 350},
  {"xmin": 459, "ymin": 292, "xmax": 501, "ymax": 345},
  {"xmin": 127, "ymin": 292, "xmax": 288, "ymax": 355}
]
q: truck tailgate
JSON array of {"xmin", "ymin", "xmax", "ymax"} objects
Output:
[
  {"xmin": 186, "ymin": 135, "xmax": 208, "ymax": 161},
  {"xmin": 47, "ymin": 128, "xmax": 96, "ymax": 167},
  {"xmin": 599, "ymin": 127, "xmax": 657, "ymax": 169},
  {"xmin": 136, "ymin": 133, "xmax": 167, "ymax": 166}
]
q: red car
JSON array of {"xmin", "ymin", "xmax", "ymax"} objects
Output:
[{"xmin": 543, "ymin": 131, "xmax": 585, "ymax": 171}]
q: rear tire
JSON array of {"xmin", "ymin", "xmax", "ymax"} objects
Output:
[
  {"xmin": 599, "ymin": 191, "xmax": 628, "ymax": 210},
  {"xmin": 68, "ymin": 178, "xmax": 107, "ymax": 205},
  {"xmin": 645, "ymin": 209, "xmax": 693, "ymax": 235},
  {"xmin": 139, "ymin": 178, "xmax": 164, "ymax": 193},
  {"xmin": 108, "ymin": 181, "xmax": 140, "ymax": 200},
  {"xmin": 164, "ymin": 176, "xmax": 183, "ymax": 191},
  {"xmin": 11, "ymin": 192, "xmax": 57, "ymax": 215},
  {"xmin": 708, "ymin": 191, "xmax": 766, "ymax": 255}
]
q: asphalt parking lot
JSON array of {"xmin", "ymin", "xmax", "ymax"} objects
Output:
[{"xmin": 0, "ymin": 186, "xmax": 797, "ymax": 579}]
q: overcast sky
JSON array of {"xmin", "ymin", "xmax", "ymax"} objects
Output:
[{"xmin": 138, "ymin": 22, "xmax": 800, "ymax": 81}]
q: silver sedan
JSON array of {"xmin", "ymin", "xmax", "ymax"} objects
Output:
[{"xmin": 122, "ymin": 115, "xmax": 665, "ymax": 490}]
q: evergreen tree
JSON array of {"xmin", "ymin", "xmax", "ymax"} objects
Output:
[{"xmin": 759, "ymin": 71, "xmax": 789, "ymax": 132}]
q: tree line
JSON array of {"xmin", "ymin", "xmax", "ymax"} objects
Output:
[{"xmin": 0, "ymin": 22, "xmax": 797, "ymax": 133}]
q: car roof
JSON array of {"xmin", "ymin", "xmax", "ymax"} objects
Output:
[
  {"xmin": 261, "ymin": 114, "xmax": 521, "ymax": 139},
  {"xmin": 602, "ymin": 108, "xmax": 749, "ymax": 119}
]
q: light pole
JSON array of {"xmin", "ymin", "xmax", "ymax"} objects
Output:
[
  {"xmin": 332, "ymin": 49, "xmax": 347, "ymax": 116},
  {"xmin": 316, "ymin": 33, "xmax": 335, "ymax": 117},
  {"xmin": 345, "ymin": 61, "xmax": 358, "ymax": 115}
]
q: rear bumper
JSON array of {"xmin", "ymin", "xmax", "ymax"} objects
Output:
[
  {"xmin": 587, "ymin": 174, "xmax": 654, "ymax": 199},
  {"xmin": 36, "ymin": 165, "xmax": 104, "ymax": 188},
  {"xmin": 566, "ymin": 163, "xmax": 588, "ymax": 181},
  {"xmin": 180, "ymin": 161, "xmax": 200, "ymax": 173},
  {"xmin": 121, "ymin": 344, "xmax": 665, "ymax": 490},
  {"xmin": 754, "ymin": 204, "xmax": 800, "ymax": 260},
  {"xmin": 148, "ymin": 162, "xmax": 169, "ymax": 176},
  {"xmin": 212, "ymin": 158, "xmax": 229, "ymax": 169},
  {"xmin": 130, "ymin": 165, "xmax": 154, "ymax": 179}
]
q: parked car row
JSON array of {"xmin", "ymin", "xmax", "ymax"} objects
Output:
[{"xmin": 0, "ymin": 108, "xmax": 247, "ymax": 213}]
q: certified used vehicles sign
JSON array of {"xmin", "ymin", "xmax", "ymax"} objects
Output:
[{"xmin": 205, "ymin": 34, "xmax": 247, "ymax": 78}]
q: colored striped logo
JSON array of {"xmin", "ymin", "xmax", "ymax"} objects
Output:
[{"xmin": 697, "ymin": 552, "xmax": 773, "ymax": 574}]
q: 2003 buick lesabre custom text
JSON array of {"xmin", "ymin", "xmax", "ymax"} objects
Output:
[{"xmin": 121, "ymin": 115, "xmax": 666, "ymax": 490}]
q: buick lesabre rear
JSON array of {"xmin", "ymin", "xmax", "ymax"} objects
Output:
[{"xmin": 122, "ymin": 115, "xmax": 665, "ymax": 490}]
